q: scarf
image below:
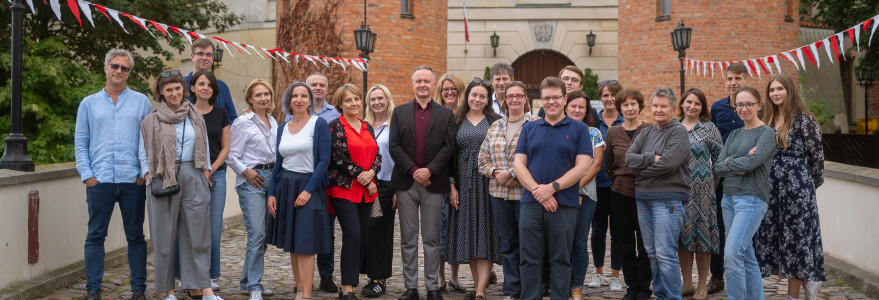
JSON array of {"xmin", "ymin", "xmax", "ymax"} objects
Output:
[{"xmin": 141, "ymin": 100, "xmax": 210, "ymax": 188}]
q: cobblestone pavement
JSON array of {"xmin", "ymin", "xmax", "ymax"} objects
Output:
[{"xmin": 42, "ymin": 216, "xmax": 873, "ymax": 300}]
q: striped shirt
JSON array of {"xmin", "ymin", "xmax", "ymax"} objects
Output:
[{"xmin": 477, "ymin": 114, "xmax": 540, "ymax": 200}]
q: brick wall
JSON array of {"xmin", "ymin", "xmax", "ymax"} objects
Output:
[
  {"xmin": 870, "ymin": 85, "xmax": 879, "ymax": 120},
  {"xmin": 618, "ymin": 0, "xmax": 799, "ymax": 120},
  {"xmin": 275, "ymin": 0, "xmax": 447, "ymax": 107}
]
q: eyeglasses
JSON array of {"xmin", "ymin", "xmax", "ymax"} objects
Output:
[
  {"xmin": 108, "ymin": 63, "xmax": 131, "ymax": 72},
  {"xmin": 735, "ymin": 102, "xmax": 759, "ymax": 110},
  {"xmin": 159, "ymin": 70, "xmax": 182, "ymax": 78},
  {"xmin": 561, "ymin": 76, "xmax": 581, "ymax": 84},
  {"xmin": 193, "ymin": 51, "xmax": 214, "ymax": 58},
  {"xmin": 505, "ymin": 94, "xmax": 526, "ymax": 100},
  {"xmin": 442, "ymin": 88, "xmax": 458, "ymax": 92},
  {"xmin": 541, "ymin": 95, "xmax": 565, "ymax": 102},
  {"xmin": 599, "ymin": 80, "xmax": 618, "ymax": 86}
]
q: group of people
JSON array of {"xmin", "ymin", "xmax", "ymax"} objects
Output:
[{"xmin": 76, "ymin": 40, "xmax": 825, "ymax": 300}]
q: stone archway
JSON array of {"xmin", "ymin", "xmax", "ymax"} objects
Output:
[{"xmin": 512, "ymin": 49, "xmax": 575, "ymax": 109}]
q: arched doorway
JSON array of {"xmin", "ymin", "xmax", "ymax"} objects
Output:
[{"xmin": 512, "ymin": 50, "xmax": 575, "ymax": 110}]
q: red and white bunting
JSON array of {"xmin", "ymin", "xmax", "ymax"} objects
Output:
[{"xmin": 22, "ymin": 0, "xmax": 368, "ymax": 72}]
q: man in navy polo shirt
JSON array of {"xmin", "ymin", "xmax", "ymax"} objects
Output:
[{"xmin": 514, "ymin": 76, "xmax": 593, "ymax": 300}]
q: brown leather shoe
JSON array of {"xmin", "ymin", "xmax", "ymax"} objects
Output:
[{"xmin": 706, "ymin": 277, "xmax": 725, "ymax": 294}]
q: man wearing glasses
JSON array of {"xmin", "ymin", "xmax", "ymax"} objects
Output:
[
  {"xmin": 514, "ymin": 77, "xmax": 593, "ymax": 299},
  {"xmin": 186, "ymin": 38, "xmax": 239, "ymax": 124},
  {"xmin": 490, "ymin": 62, "xmax": 514, "ymax": 117},
  {"xmin": 75, "ymin": 48, "xmax": 153, "ymax": 300}
]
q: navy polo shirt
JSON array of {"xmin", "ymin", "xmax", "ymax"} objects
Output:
[
  {"xmin": 515, "ymin": 116, "xmax": 593, "ymax": 208},
  {"xmin": 710, "ymin": 96, "xmax": 743, "ymax": 142}
]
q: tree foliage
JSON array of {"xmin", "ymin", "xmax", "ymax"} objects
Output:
[
  {"xmin": 581, "ymin": 67, "xmax": 599, "ymax": 99},
  {"xmin": 801, "ymin": 0, "xmax": 879, "ymax": 71},
  {"xmin": 0, "ymin": 1, "xmax": 241, "ymax": 164}
]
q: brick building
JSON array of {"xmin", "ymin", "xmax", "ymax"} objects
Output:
[
  {"xmin": 274, "ymin": 0, "xmax": 447, "ymax": 106},
  {"xmin": 618, "ymin": 0, "xmax": 800, "ymax": 120}
]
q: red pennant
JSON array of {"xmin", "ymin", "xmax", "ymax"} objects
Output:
[
  {"xmin": 830, "ymin": 35, "xmax": 841, "ymax": 61},
  {"xmin": 865, "ymin": 19, "xmax": 873, "ymax": 32},
  {"xmin": 801, "ymin": 46, "xmax": 817, "ymax": 67},
  {"xmin": 746, "ymin": 60, "xmax": 758, "ymax": 76},
  {"xmin": 92, "ymin": 4, "xmax": 112, "ymax": 22},
  {"xmin": 147, "ymin": 20, "xmax": 169, "ymax": 37},
  {"xmin": 188, "ymin": 31, "xmax": 200, "ymax": 40},
  {"xmin": 119, "ymin": 12, "xmax": 149, "ymax": 31},
  {"xmin": 757, "ymin": 59, "xmax": 769, "ymax": 74},
  {"xmin": 212, "ymin": 37, "xmax": 245, "ymax": 54},
  {"xmin": 66, "ymin": 0, "xmax": 82, "ymax": 26},
  {"xmin": 847, "ymin": 28, "xmax": 856, "ymax": 58}
]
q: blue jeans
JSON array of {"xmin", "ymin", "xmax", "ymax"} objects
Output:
[
  {"xmin": 236, "ymin": 169, "xmax": 272, "ymax": 292},
  {"xmin": 571, "ymin": 196, "xmax": 597, "ymax": 289},
  {"xmin": 84, "ymin": 182, "xmax": 147, "ymax": 292},
  {"xmin": 591, "ymin": 187, "xmax": 621, "ymax": 270},
  {"xmin": 721, "ymin": 194, "xmax": 767, "ymax": 300},
  {"xmin": 636, "ymin": 194, "xmax": 687, "ymax": 300},
  {"xmin": 490, "ymin": 197, "xmax": 521, "ymax": 297},
  {"xmin": 209, "ymin": 169, "xmax": 226, "ymax": 279}
]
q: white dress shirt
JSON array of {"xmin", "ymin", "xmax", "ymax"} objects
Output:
[{"xmin": 227, "ymin": 111, "xmax": 279, "ymax": 187}]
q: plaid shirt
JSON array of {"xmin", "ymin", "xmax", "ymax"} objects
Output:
[{"xmin": 478, "ymin": 114, "xmax": 540, "ymax": 200}]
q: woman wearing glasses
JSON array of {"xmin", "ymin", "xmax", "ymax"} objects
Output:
[
  {"xmin": 754, "ymin": 74, "xmax": 826, "ymax": 300},
  {"xmin": 446, "ymin": 77, "xmax": 501, "ymax": 300},
  {"xmin": 714, "ymin": 87, "xmax": 776, "ymax": 300},
  {"xmin": 139, "ymin": 70, "xmax": 218, "ymax": 300},
  {"xmin": 477, "ymin": 81, "xmax": 538, "ymax": 300},
  {"xmin": 434, "ymin": 73, "xmax": 466, "ymax": 110}
]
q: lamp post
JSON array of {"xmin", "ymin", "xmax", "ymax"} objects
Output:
[
  {"xmin": 586, "ymin": 30, "xmax": 596, "ymax": 56},
  {"xmin": 354, "ymin": 0, "xmax": 377, "ymax": 117},
  {"xmin": 211, "ymin": 45, "xmax": 223, "ymax": 72},
  {"xmin": 856, "ymin": 67, "xmax": 876, "ymax": 134},
  {"xmin": 490, "ymin": 32, "xmax": 499, "ymax": 57},
  {"xmin": 0, "ymin": 0, "xmax": 35, "ymax": 171},
  {"xmin": 670, "ymin": 20, "xmax": 692, "ymax": 97}
]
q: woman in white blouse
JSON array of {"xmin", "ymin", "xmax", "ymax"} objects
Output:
[{"xmin": 226, "ymin": 79, "xmax": 278, "ymax": 299}]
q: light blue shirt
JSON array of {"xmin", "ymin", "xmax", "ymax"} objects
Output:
[
  {"xmin": 138, "ymin": 116, "xmax": 211, "ymax": 178},
  {"xmin": 285, "ymin": 99, "xmax": 341, "ymax": 122},
  {"xmin": 74, "ymin": 88, "xmax": 152, "ymax": 183}
]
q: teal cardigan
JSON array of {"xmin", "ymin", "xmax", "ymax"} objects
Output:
[{"xmin": 267, "ymin": 117, "xmax": 331, "ymax": 198}]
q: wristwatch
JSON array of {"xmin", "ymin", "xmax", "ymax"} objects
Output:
[{"xmin": 552, "ymin": 181, "xmax": 560, "ymax": 192}]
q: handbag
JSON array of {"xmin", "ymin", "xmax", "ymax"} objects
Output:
[
  {"xmin": 370, "ymin": 196, "xmax": 384, "ymax": 218},
  {"xmin": 151, "ymin": 119, "xmax": 186, "ymax": 197}
]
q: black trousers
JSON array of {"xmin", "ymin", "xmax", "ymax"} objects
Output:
[
  {"xmin": 362, "ymin": 180, "xmax": 397, "ymax": 279},
  {"xmin": 331, "ymin": 196, "xmax": 371, "ymax": 286},
  {"xmin": 609, "ymin": 191, "xmax": 652, "ymax": 297},
  {"xmin": 710, "ymin": 178, "xmax": 726, "ymax": 279}
]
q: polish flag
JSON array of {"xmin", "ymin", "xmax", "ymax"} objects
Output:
[{"xmin": 463, "ymin": 0, "xmax": 470, "ymax": 43}]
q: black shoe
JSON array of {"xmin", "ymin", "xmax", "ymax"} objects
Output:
[
  {"xmin": 707, "ymin": 277, "xmax": 725, "ymax": 294},
  {"xmin": 475, "ymin": 296, "xmax": 486, "ymax": 300},
  {"xmin": 85, "ymin": 291, "xmax": 101, "ymax": 300},
  {"xmin": 620, "ymin": 292, "xmax": 636, "ymax": 300},
  {"xmin": 130, "ymin": 290, "xmax": 146, "ymax": 300},
  {"xmin": 340, "ymin": 291, "xmax": 360, "ymax": 300},
  {"xmin": 463, "ymin": 292, "xmax": 476, "ymax": 300},
  {"xmin": 488, "ymin": 272, "xmax": 498, "ymax": 284},
  {"xmin": 362, "ymin": 279, "xmax": 386, "ymax": 297},
  {"xmin": 427, "ymin": 290, "xmax": 444, "ymax": 300},
  {"xmin": 398, "ymin": 289, "xmax": 418, "ymax": 300},
  {"xmin": 447, "ymin": 281, "xmax": 465, "ymax": 292},
  {"xmin": 321, "ymin": 276, "xmax": 340, "ymax": 293}
]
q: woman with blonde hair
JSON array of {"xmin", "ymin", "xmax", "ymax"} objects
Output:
[
  {"xmin": 754, "ymin": 73, "xmax": 825, "ymax": 300},
  {"xmin": 434, "ymin": 73, "xmax": 466, "ymax": 110},
  {"xmin": 226, "ymin": 78, "xmax": 278, "ymax": 299}
]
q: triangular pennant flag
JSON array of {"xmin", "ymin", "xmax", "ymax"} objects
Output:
[
  {"xmin": 853, "ymin": 26, "xmax": 862, "ymax": 54},
  {"xmin": 834, "ymin": 33, "xmax": 845, "ymax": 60},
  {"xmin": 24, "ymin": 0, "xmax": 36, "ymax": 14},
  {"xmin": 822, "ymin": 38, "xmax": 834, "ymax": 64},
  {"xmin": 761, "ymin": 57, "xmax": 774, "ymax": 75},
  {"xmin": 78, "ymin": 0, "xmax": 94, "ymax": 27},
  {"xmin": 806, "ymin": 43, "xmax": 820, "ymax": 68},
  {"xmin": 246, "ymin": 45, "xmax": 265, "ymax": 59},
  {"xmin": 722, "ymin": 61, "xmax": 729, "ymax": 73},
  {"xmin": 795, "ymin": 48, "xmax": 808, "ymax": 69},
  {"xmin": 870, "ymin": 15, "xmax": 879, "ymax": 46},
  {"xmin": 748, "ymin": 59, "xmax": 761, "ymax": 77},
  {"xmin": 846, "ymin": 28, "xmax": 855, "ymax": 59},
  {"xmin": 303, "ymin": 55, "xmax": 318, "ymax": 68},
  {"xmin": 743, "ymin": 60, "xmax": 754, "ymax": 77},
  {"xmin": 66, "ymin": 0, "xmax": 82, "ymax": 26},
  {"xmin": 757, "ymin": 58, "xmax": 770, "ymax": 75},
  {"xmin": 121, "ymin": 13, "xmax": 154, "ymax": 37},
  {"xmin": 331, "ymin": 57, "xmax": 347, "ymax": 72},
  {"xmin": 781, "ymin": 52, "xmax": 800, "ymax": 71},
  {"xmin": 260, "ymin": 47, "xmax": 277, "ymax": 60},
  {"xmin": 91, "ymin": 4, "xmax": 112, "ymax": 23},
  {"xmin": 219, "ymin": 40, "xmax": 234, "ymax": 57},
  {"xmin": 770, "ymin": 55, "xmax": 781, "ymax": 74},
  {"xmin": 147, "ymin": 20, "xmax": 169, "ymax": 37},
  {"xmin": 278, "ymin": 51, "xmax": 291, "ymax": 63},
  {"xmin": 49, "ymin": 0, "xmax": 63, "ymax": 22},
  {"xmin": 106, "ymin": 9, "xmax": 129, "ymax": 33},
  {"xmin": 169, "ymin": 26, "xmax": 193, "ymax": 44},
  {"xmin": 710, "ymin": 62, "xmax": 715, "ymax": 77},
  {"xmin": 702, "ymin": 61, "xmax": 708, "ymax": 77},
  {"xmin": 865, "ymin": 18, "xmax": 873, "ymax": 33}
]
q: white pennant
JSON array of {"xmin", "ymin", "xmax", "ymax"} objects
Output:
[
  {"xmin": 703, "ymin": 61, "xmax": 708, "ymax": 77},
  {"xmin": 837, "ymin": 32, "xmax": 847, "ymax": 59},
  {"xmin": 780, "ymin": 52, "xmax": 800, "ymax": 71},
  {"xmin": 49, "ymin": 0, "xmax": 63, "ymax": 22},
  {"xmin": 177, "ymin": 28, "xmax": 193, "ymax": 45},
  {"xmin": 78, "ymin": 0, "xmax": 94, "ymax": 27},
  {"xmin": 278, "ymin": 52, "xmax": 291, "ymax": 63},
  {"xmin": 871, "ymin": 15, "xmax": 879, "ymax": 46},
  {"xmin": 260, "ymin": 48, "xmax": 277, "ymax": 60},
  {"xmin": 762, "ymin": 57, "xmax": 775, "ymax": 75},
  {"xmin": 107, "ymin": 9, "xmax": 129, "ymax": 33},
  {"xmin": 231, "ymin": 42, "xmax": 252, "ymax": 55},
  {"xmin": 219, "ymin": 40, "xmax": 234, "ymax": 57},
  {"xmin": 246, "ymin": 45, "xmax": 265, "ymax": 59},
  {"xmin": 794, "ymin": 48, "xmax": 807, "ymax": 70},
  {"xmin": 303, "ymin": 55, "xmax": 318, "ymax": 68},
  {"xmin": 318, "ymin": 57, "xmax": 331, "ymax": 68},
  {"xmin": 130, "ymin": 15, "xmax": 155, "ymax": 38},
  {"xmin": 157, "ymin": 22, "xmax": 170, "ymax": 38},
  {"xmin": 752, "ymin": 59, "xmax": 763, "ymax": 77},
  {"xmin": 851, "ymin": 27, "xmax": 860, "ymax": 54},
  {"xmin": 771, "ymin": 55, "xmax": 781, "ymax": 74},
  {"xmin": 24, "ymin": 0, "xmax": 36, "ymax": 14},
  {"xmin": 822, "ymin": 38, "xmax": 834, "ymax": 64},
  {"xmin": 743, "ymin": 60, "xmax": 753, "ymax": 77},
  {"xmin": 331, "ymin": 58, "xmax": 347, "ymax": 72},
  {"xmin": 809, "ymin": 42, "xmax": 821, "ymax": 69}
]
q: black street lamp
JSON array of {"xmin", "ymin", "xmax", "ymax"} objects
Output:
[
  {"xmin": 856, "ymin": 67, "xmax": 876, "ymax": 134},
  {"xmin": 211, "ymin": 45, "xmax": 223, "ymax": 72},
  {"xmin": 354, "ymin": 0, "xmax": 377, "ymax": 116},
  {"xmin": 0, "ymin": 0, "xmax": 35, "ymax": 172},
  {"xmin": 670, "ymin": 20, "xmax": 692, "ymax": 97},
  {"xmin": 490, "ymin": 32, "xmax": 499, "ymax": 57},
  {"xmin": 586, "ymin": 30, "xmax": 596, "ymax": 56}
]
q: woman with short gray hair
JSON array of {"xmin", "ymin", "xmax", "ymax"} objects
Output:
[{"xmin": 625, "ymin": 87, "xmax": 692, "ymax": 300}]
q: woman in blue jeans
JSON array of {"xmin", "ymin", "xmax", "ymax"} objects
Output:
[
  {"xmin": 713, "ymin": 87, "xmax": 776, "ymax": 300},
  {"xmin": 226, "ymin": 79, "xmax": 278, "ymax": 300}
]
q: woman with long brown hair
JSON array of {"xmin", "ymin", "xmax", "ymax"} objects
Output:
[{"xmin": 754, "ymin": 73, "xmax": 825, "ymax": 300}]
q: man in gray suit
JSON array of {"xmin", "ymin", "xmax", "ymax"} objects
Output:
[{"xmin": 389, "ymin": 65, "xmax": 456, "ymax": 300}]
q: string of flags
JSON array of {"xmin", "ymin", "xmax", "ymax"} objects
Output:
[
  {"xmin": 686, "ymin": 13, "xmax": 879, "ymax": 78},
  {"xmin": 15, "ymin": 0, "xmax": 369, "ymax": 72}
]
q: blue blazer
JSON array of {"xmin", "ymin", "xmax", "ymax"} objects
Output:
[{"xmin": 267, "ymin": 117, "xmax": 331, "ymax": 198}]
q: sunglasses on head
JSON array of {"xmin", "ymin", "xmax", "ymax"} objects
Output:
[
  {"xmin": 108, "ymin": 63, "xmax": 131, "ymax": 72},
  {"xmin": 471, "ymin": 77, "xmax": 492, "ymax": 86},
  {"xmin": 599, "ymin": 80, "xmax": 618, "ymax": 86},
  {"xmin": 159, "ymin": 70, "xmax": 182, "ymax": 78}
]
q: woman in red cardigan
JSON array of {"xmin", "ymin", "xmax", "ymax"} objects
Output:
[{"xmin": 327, "ymin": 83, "xmax": 381, "ymax": 300}]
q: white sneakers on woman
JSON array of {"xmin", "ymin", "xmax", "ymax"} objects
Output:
[
  {"xmin": 803, "ymin": 281, "xmax": 822, "ymax": 300},
  {"xmin": 609, "ymin": 277, "xmax": 623, "ymax": 291},
  {"xmin": 587, "ymin": 274, "xmax": 605, "ymax": 288}
]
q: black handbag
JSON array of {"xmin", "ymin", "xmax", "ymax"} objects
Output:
[{"xmin": 151, "ymin": 119, "xmax": 185, "ymax": 197}]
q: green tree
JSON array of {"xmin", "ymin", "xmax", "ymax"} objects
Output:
[
  {"xmin": 800, "ymin": 0, "xmax": 879, "ymax": 71},
  {"xmin": 581, "ymin": 67, "xmax": 599, "ymax": 99},
  {"xmin": 483, "ymin": 66, "xmax": 491, "ymax": 80},
  {"xmin": 0, "ymin": 1, "xmax": 241, "ymax": 164}
]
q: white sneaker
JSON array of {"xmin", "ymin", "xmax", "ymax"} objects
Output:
[
  {"xmin": 249, "ymin": 290, "xmax": 263, "ymax": 300},
  {"xmin": 609, "ymin": 277, "xmax": 623, "ymax": 291},
  {"xmin": 587, "ymin": 274, "xmax": 604, "ymax": 288},
  {"xmin": 803, "ymin": 281, "xmax": 821, "ymax": 300},
  {"xmin": 211, "ymin": 280, "xmax": 219, "ymax": 289},
  {"xmin": 203, "ymin": 296, "xmax": 224, "ymax": 300},
  {"xmin": 163, "ymin": 296, "xmax": 178, "ymax": 300},
  {"xmin": 785, "ymin": 296, "xmax": 800, "ymax": 300}
]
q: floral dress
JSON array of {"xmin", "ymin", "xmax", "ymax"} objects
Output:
[
  {"xmin": 679, "ymin": 121, "xmax": 723, "ymax": 253},
  {"xmin": 754, "ymin": 112, "xmax": 826, "ymax": 281}
]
